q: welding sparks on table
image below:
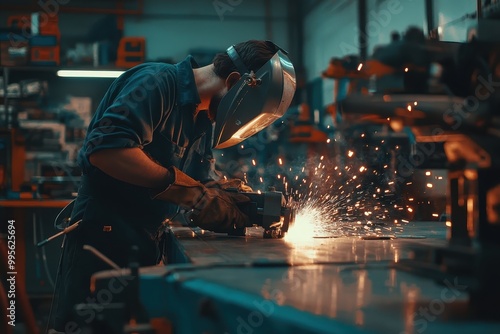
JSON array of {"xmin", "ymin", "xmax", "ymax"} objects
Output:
[{"xmin": 259, "ymin": 146, "xmax": 414, "ymax": 240}]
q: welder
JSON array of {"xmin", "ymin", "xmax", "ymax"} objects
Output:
[{"xmin": 51, "ymin": 40, "xmax": 296, "ymax": 332}]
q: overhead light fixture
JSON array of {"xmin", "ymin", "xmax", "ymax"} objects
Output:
[{"xmin": 57, "ymin": 70, "xmax": 124, "ymax": 78}]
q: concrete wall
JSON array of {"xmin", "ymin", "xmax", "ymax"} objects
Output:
[
  {"xmin": 303, "ymin": 0, "xmax": 358, "ymax": 106},
  {"xmin": 303, "ymin": 0, "xmax": 358, "ymax": 82},
  {"xmin": 124, "ymin": 0, "xmax": 289, "ymax": 62}
]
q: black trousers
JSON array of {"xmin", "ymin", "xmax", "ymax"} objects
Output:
[{"xmin": 52, "ymin": 193, "xmax": 158, "ymax": 333}]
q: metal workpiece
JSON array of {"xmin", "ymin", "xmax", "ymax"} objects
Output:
[{"xmin": 96, "ymin": 221, "xmax": 497, "ymax": 334}]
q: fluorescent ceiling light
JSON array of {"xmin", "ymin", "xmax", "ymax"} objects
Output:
[{"xmin": 57, "ymin": 70, "xmax": 124, "ymax": 78}]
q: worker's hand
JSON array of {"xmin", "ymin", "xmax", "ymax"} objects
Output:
[
  {"xmin": 152, "ymin": 167, "xmax": 251, "ymax": 233},
  {"xmin": 189, "ymin": 188, "xmax": 251, "ymax": 233},
  {"xmin": 204, "ymin": 178, "xmax": 253, "ymax": 192}
]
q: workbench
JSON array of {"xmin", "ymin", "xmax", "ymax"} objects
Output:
[{"xmin": 93, "ymin": 221, "xmax": 500, "ymax": 334}]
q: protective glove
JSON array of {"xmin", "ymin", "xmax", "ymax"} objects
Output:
[
  {"xmin": 152, "ymin": 167, "xmax": 251, "ymax": 233},
  {"xmin": 204, "ymin": 178, "xmax": 253, "ymax": 192}
]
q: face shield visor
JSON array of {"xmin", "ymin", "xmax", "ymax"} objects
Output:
[{"xmin": 212, "ymin": 43, "xmax": 296, "ymax": 149}]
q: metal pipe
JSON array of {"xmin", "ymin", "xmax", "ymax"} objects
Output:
[
  {"xmin": 288, "ymin": 0, "xmax": 305, "ymax": 105},
  {"xmin": 0, "ymin": 0, "xmax": 144, "ymax": 15},
  {"xmin": 425, "ymin": 0, "xmax": 435, "ymax": 35},
  {"xmin": 125, "ymin": 13, "xmax": 288, "ymax": 21},
  {"xmin": 358, "ymin": 0, "xmax": 368, "ymax": 61}
]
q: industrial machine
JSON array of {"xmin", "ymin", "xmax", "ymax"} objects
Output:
[{"xmin": 338, "ymin": 20, "xmax": 500, "ymax": 320}]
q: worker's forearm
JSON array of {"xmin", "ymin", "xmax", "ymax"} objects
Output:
[{"xmin": 89, "ymin": 147, "xmax": 173, "ymax": 189}]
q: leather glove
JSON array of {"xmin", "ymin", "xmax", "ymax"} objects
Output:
[
  {"xmin": 204, "ymin": 178, "xmax": 253, "ymax": 192},
  {"xmin": 152, "ymin": 167, "xmax": 251, "ymax": 233}
]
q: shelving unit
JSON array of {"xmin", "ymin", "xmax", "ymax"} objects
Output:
[{"xmin": 0, "ymin": 64, "xmax": 121, "ymax": 197}]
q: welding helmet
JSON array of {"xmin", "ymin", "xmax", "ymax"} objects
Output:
[{"xmin": 213, "ymin": 41, "xmax": 296, "ymax": 149}]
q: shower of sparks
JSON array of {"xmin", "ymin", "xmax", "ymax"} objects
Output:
[
  {"xmin": 282, "ymin": 152, "xmax": 411, "ymax": 240},
  {"xmin": 242, "ymin": 135, "xmax": 414, "ymax": 241}
]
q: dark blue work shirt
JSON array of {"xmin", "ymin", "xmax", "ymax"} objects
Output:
[{"xmin": 73, "ymin": 56, "xmax": 216, "ymax": 232}]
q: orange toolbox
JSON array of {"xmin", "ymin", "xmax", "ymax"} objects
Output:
[
  {"xmin": 31, "ymin": 46, "xmax": 60, "ymax": 66},
  {"xmin": 116, "ymin": 37, "xmax": 145, "ymax": 68}
]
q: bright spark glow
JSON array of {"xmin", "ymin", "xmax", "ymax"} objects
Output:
[
  {"xmin": 427, "ymin": 183, "xmax": 433, "ymax": 188},
  {"xmin": 425, "ymin": 171, "xmax": 431, "ymax": 176},
  {"xmin": 407, "ymin": 105, "xmax": 412, "ymax": 111},
  {"xmin": 348, "ymin": 150, "xmax": 354, "ymax": 158},
  {"xmin": 279, "ymin": 158, "xmax": 283, "ymax": 165},
  {"xmin": 405, "ymin": 67, "xmax": 409, "ymax": 72},
  {"xmin": 359, "ymin": 166, "xmax": 366, "ymax": 172},
  {"xmin": 327, "ymin": 138, "xmax": 331, "ymax": 143},
  {"xmin": 432, "ymin": 213, "xmax": 439, "ymax": 217},
  {"xmin": 252, "ymin": 159, "xmax": 256, "ymax": 166},
  {"xmin": 357, "ymin": 63, "xmax": 363, "ymax": 71},
  {"xmin": 284, "ymin": 204, "xmax": 321, "ymax": 242},
  {"xmin": 260, "ymin": 177, "xmax": 263, "ymax": 183}
]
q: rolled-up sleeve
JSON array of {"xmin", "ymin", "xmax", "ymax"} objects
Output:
[{"xmin": 82, "ymin": 65, "xmax": 176, "ymax": 160}]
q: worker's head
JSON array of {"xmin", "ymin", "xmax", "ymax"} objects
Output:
[
  {"xmin": 210, "ymin": 40, "xmax": 296, "ymax": 149},
  {"xmin": 212, "ymin": 40, "xmax": 278, "ymax": 80}
]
